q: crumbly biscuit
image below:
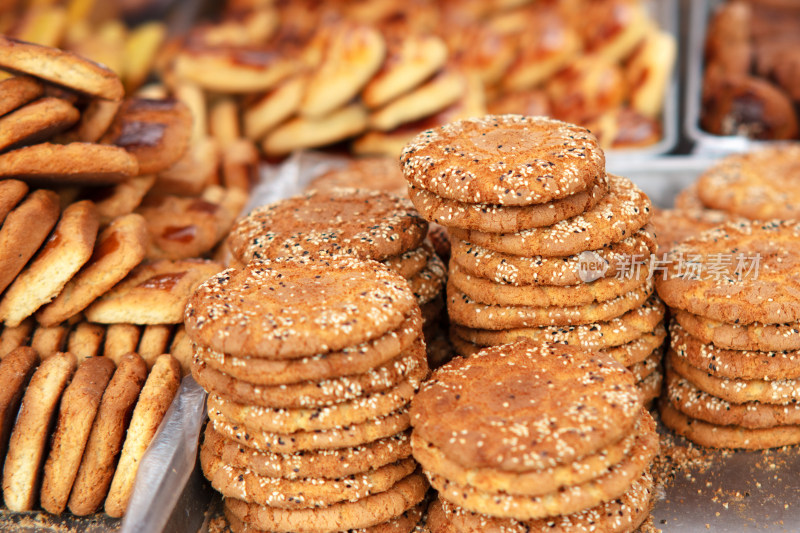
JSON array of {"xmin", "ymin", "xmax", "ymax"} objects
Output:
[
  {"xmin": 86, "ymin": 258, "xmax": 223, "ymax": 325},
  {"xmin": 411, "ymin": 340, "xmax": 641, "ymax": 472},
  {"xmin": 666, "ymin": 368, "xmax": 800, "ymax": 429},
  {"xmin": 137, "ymin": 325, "xmax": 174, "ymax": 367},
  {"xmin": 429, "ymin": 471, "xmax": 653, "ymax": 533},
  {"xmin": 411, "ymin": 416, "xmax": 646, "ymax": 498},
  {"xmin": 202, "ymin": 425, "xmax": 412, "ymax": 480},
  {"xmin": 168, "ymin": 325, "xmax": 194, "ymax": 376},
  {"xmin": 307, "ymin": 157, "xmax": 408, "ymax": 198},
  {"xmin": 0, "ymin": 76, "xmax": 43, "ymax": 117},
  {"xmin": 185, "ymin": 258, "xmax": 417, "ymax": 359},
  {"xmin": 369, "ymin": 69, "xmax": 466, "ymax": 132},
  {"xmin": 628, "ymin": 350, "xmax": 662, "ymax": 383},
  {"xmin": 30, "ymin": 324, "xmax": 69, "ymax": 357},
  {"xmin": 0, "ymin": 142, "xmax": 138, "ymax": 185},
  {"xmin": 202, "ymin": 445, "xmax": 416, "ymax": 508},
  {"xmin": 194, "ymin": 339, "xmax": 425, "ymax": 408},
  {"xmin": 0, "ymin": 97, "xmax": 79, "ymax": 152},
  {"xmin": 0, "ymin": 179, "xmax": 28, "ymax": 225},
  {"xmin": 450, "ymin": 226, "xmax": 656, "ymax": 286},
  {"xmin": 40, "ymin": 356, "xmax": 115, "ymax": 514},
  {"xmin": 447, "ymin": 175, "xmax": 651, "ymax": 257},
  {"xmin": 154, "ymin": 136, "xmax": 219, "ymax": 196},
  {"xmin": 102, "ymin": 97, "xmax": 193, "ymax": 175},
  {"xmin": 670, "ymin": 320, "xmax": 800, "ymax": 381},
  {"xmin": 0, "ymin": 200, "xmax": 98, "ymax": 327},
  {"xmin": 447, "ymin": 278, "xmax": 653, "ymax": 329},
  {"xmin": 105, "ymin": 353, "xmax": 181, "ymax": 517},
  {"xmin": 0, "ymin": 320, "xmax": 34, "ymax": 359},
  {"xmin": 400, "ymin": 115, "xmax": 603, "ymax": 207},
  {"xmin": 659, "ymin": 402, "xmax": 800, "ymax": 450},
  {"xmin": 197, "ymin": 309, "xmax": 422, "ymax": 386},
  {"xmin": 262, "ymin": 104, "xmax": 368, "ymax": 156},
  {"xmin": 102, "ymin": 324, "xmax": 141, "ymax": 365},
  {"xmin": 223, "ymin": 470, "xmax": 427, "ymax": 533},
  {"xmin": 408, "ymin": 174, "xmax": 608, "ymax": 233},
  {"xmin": 696, "ymin": 145, "xmax": 800, "ymax": 220},
  {"xmin": 427, "ymin": 412, "xmax": 657, "ymax": 519},
  {"xmin": 211, "ymin": 407, "xmax": 411, "ymax": 454},
  {"xmin": 2, "ymin": 351, "xmax": 76, "ymax": 511},
  {"xmin": 639, "ymin": 368, "xmax": 663, "ymax": 407},
  {"xmin": 452, "ymin": 295, "xmax": 664, "ymax": 349},
  {"xmin": 449, "ymin": 260, "xmax": 649, "ymax": 308},
  {"xmin": 0, "ymin": 188, "xmax": 60, "ymax": 294},
  {"xmin": 66, "ymin": 322, "xmax": 106, "ymax": 363},
  {"xmin": 656, "ymin": 220, "xmax": 800, "ymax": 324},
  {"xmin": 0, "ymin": 347, "xmax": 38, "ymax": 466},
  {"xmin": 226, "ymin": 189, "xmax": 427, "ymax": 265},
  {"xmin": 69, "ymin": 353, "xmax": 148, "ymax": 516},
  {"xmin": 668, "ymin": 350, "xmax": 800, "ymax": 405}
]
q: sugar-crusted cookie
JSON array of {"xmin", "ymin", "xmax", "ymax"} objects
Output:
[
  {"xmin": 650, "ymin": 207, "xmax": 734, "ymax": 253},
  {"xmin": 185, "ymin": 257, "xmax": 417, "ymax": 359},
  {"xmin": 400, "ymin": 115, "xmax": 603, "ymax": 206},
  {"xmin": 447, "ymin": 175, "xmax": 651, "ymax": 257},
  {"xmin": 86, "ymin": 258, "xmax": 223, "ymax": 325},
  {"xmin": 40, "ymin": 356, "xmax": 115, "ymax": 514},
  {"xmin": 2, "ymin": 351, "xmax": 76, "ymax": 511},
  {"xmin": 69, "ymin": 353, "xmax": 148, "ymax": 515}
]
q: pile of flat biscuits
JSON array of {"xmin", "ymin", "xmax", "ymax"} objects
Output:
[
  {"xmin": 185, "ymin": 256, "xmax": 430, "ymax": 533},
  {"xmin": 401, "ymin": 114, "xmax": 665, "ymax": 405},
  {"xmin": 411, "ymin": 339, "xmax": 660, "ymax": 532},
  {"xmin": 656, "ymin": 220, "xmax": 800, "ymax": 450},
  {"xmin": 222, "ymin": 187, "xmax": 451, "ymax": 368}
]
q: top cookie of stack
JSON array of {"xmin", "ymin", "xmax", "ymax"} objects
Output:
[{"xmin": 401, "ymin": 115, "xmax": 664, "ymax": 405}]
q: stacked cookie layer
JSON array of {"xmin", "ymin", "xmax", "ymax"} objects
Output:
[
  {"xmin": 656, "ymin": 220, "xmax": 800, "ymax": 450},
  {"xmin": 401, "ymin": 114, "xmax": 664, "ymax": 404},
  {"xmin": 224, "ymin": 188, "xmax": 448, "ymax": 363},
  {"xmin": 411, "ymin": 340, "xmax": 659, "ymax": 533},
  {"xmin": 185, "ymin": 257, "xmax": 429, "ymax": 533}
]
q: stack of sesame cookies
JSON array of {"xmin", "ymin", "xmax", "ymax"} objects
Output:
[
  {"xmin": 401, "ymin": 115, "xmax": 664, "ymax": 404},
  {"xmin": 411, "ymin": 339, "xmax": 659, "ymax": 533},
  {"xmin": 224, "ymin": 188, "xmax": 449, "ymax": 366},
  {"xmin": 185, "ymin": 257, "xmax": 430, "ymax": 533},
  {"xmin": 656, "ymin": 220, "xmax": 800, "ymax": 450}
]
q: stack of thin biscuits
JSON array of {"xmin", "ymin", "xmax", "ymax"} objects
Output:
[
  {"xmin": 223, "ymin": 188, "xmax": 450, "ymax": 367},
  {"xmin": 656, "ymin": 220, "xmax": 800, "ymax": 450},
  {"xmin": 401, "ymin": 114, "xmax": 665, "ymax": 404},
  {"xmin": 411, "ymin": 339, "xmax": 660, "ymax": 533},
  {"xmin": 185, "ymin": 256, "xmax": 430, "ymax": 533},
  {"xmin": 0, "ymin": 347, "xmax": 180, "ymax": 518}
]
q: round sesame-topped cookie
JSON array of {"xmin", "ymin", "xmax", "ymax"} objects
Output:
[
  {"xmin": 410, "ymin": 339, "xmax": 641, "ymax": 473},
  {"xmin": 226, "ymin": 189, "xmax": 428, "ymax": 265},
  {"xmin": 400, "ymin": 115, "xmax": 604, "ymax": 206},
  {"xmin": 656, "ymin": 220, "xmax": 800, "ymax": 325},
  {"xmin": 184, "ymin": 257, "xmax": 418, "ymax": 358}
]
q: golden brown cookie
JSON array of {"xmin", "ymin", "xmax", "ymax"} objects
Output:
[
  {"xmin": 202, "ymin": 425, "xmax": 412, "ymax": 480},
  {"xmin": 656, "ymin": 220, "xmax": 800, "ymax": 324},
  {"xmin": 383, "ymin": 240, "xmax": 436, "ymax": 280},
  {"xmin": 449, "ymin": 226, "xmax": 656, "ymax": 286},
  {"xmin": 185, "ymin": 257, "xmax": 417, "ymax": 359},
  {"xmin": 37, "ymin": 213, "xmax": 149, "ymax": 327},
  {"xmin": 226, "ymin": 189, "xmax": 427, "ymax": 265},
  {"xmin": 69, "ymin": 353, "xmax": 148, "ymax": 516},
  {"xmin": 66, "ymin": 322, "xmax": 106, "ymax": 363},
  {"xmin": 102, "ymin": 324, "xmax": 141, "ymax": 365},
  {"xmin": 411, "ymin": 340, "xmax": 642, "ymax": 472},
  {"xmin": 0, "ymin": 178, "xmax": 28, "ymax": 226},
  {"xmin": 40, "ymin": 356, "xmax": 116, "ymax": 514},
  {"xmin": 0, "ymin": 142, "xmax": 139, "ymax": 185},
  {"xmin": 137, "ymin": 325, "xmax": 174, "ymax": 367},
  {"xmin": 105, "ymin": 353, "xmax": 181, "ymax": 517},
  {"xmin": 447, "ymin": 175, "xmax": 651, "ymax": 257},
  {"xmin": 29, "ymin": 324, "xmax": 69, "ymax": 357},
  {"xmin": 85, "ymin": 258, "xmax": 223, "ymax": 325},
  {"xmin": 197, "ymin": 309, "xmax": 422, "ymax": 386},
  {"xmin": 0, "ymin": 320, "xmax": 34, "ymax": 359},
  {"xmin": 0, "ymin": 76, "xmax": 43, "ymax": 117},
  {"xmin": 407, "ymin": 174, "xmax": 608, "ymax": 233},
  {"xmin": 0, "ymin": 200, "xmax": 99, "ymax": 327},
  {"xmin": 659, "ymin": 401, "xmax": 800, "ymax": 450},
  {"xmin": 81, "ymin": 175, "xmax": 155, "ymax": 226},
  {"xmin": 0, "ymin": 97, "xmax": 79, "ymax": 152},
  {"xmin": 400, "ymin": 115, "xmax": 603, "ymax": 207},
  {"xmin": 173, "ymin": 46, "xmax": 295, "ymax": 94},
  {"xmin": 2, "ymin": 351, "xmax": 76, "ymax": 511},
  {"xmin": 243, "ymin": 74, "xmax": 306, "ymax": 140},
  {"xmin": 223, "ymin": 470, "xmax": 427, "ymax": 533},
  {"xmin": 102, "ymin": 97, "xmax": 192, "ymax": 175},
  {"xmin": 447, "ymin": 278, "xmax": 653, "ymax": 329},
  {"xmin": 262, "ymin": 104, "xmax": 368, "ymax": 156},
  {"xmin": 0, "ymin": 347, "xmax": 38, "ymax": 466},
  {"xmin": 0, "ymin": 188, "xmax": 60, "ymax": 294}
]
